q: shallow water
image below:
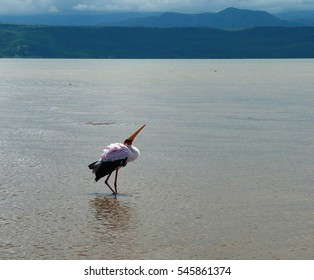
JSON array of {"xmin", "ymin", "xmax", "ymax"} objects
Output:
[{"xmin": 1, "ymin": 59, "xmax": 314, "ymax": 259}]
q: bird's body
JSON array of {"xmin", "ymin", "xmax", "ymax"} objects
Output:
[
  {"xmin": 88, "ymin": 125, "xmax": 145, "ymax": 195},
  {"xmin": 88, "ymin": 143, "xmax": 140, "ymax": 182}
]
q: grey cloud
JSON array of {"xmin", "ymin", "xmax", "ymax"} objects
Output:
[{"xmin": 0, "ymin": 0, "xmax": 314, "ymax": 15}]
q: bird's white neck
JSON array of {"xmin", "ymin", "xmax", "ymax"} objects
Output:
[{"xmin": 126, "ymin": 144, "xmax": 140, "ymax": 162}]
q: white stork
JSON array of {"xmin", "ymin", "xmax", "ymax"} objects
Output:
[{"xmin": 88, "ymin": 125, "xmax": 145, "ymax": 195}]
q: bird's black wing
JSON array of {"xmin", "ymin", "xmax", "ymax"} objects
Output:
[{"xmin": 89, "ymin": 158, "xmax": 128, "ymax": 182}]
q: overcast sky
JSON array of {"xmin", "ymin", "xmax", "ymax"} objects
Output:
[{"xmin": 0, "ymin": 0, "xmax": 314, "ymax": 15}]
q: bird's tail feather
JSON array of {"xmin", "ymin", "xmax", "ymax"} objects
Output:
[{"xmin": 88, "ymin": 161, "xmax": 99, "ymax": 170}]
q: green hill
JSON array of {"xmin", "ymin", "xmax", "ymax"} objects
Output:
[{"xmin": 1, "ymin": 24, "xmax": 314, "ymax": 58}]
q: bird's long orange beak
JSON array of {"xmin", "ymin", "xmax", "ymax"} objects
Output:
[{"xmin": 124, "ymin": 125, "xmax": 146, "ymax": 145}]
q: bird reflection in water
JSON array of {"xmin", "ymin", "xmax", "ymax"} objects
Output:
[
  {"xmin": 91, "ymin": 196, "xmax": 132, "ymax": 230},
  {"xmin": 89, "ymin": 196, "xmax": 136, "ymax": 258}
]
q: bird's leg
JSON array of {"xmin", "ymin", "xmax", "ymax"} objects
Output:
[
  {"xmin": 104, "ymin": 173, "xmax": 115, "ymax": 195},
  {"xmin": 114, "ymin": 169, "xmax": 119, "ymax": 195}
]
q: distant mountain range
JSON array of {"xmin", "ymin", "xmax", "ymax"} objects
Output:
[
  {"xmin": 1, "ymin": 7, "xmax": 314, "ymax": 59},
  {"xmin": 107, "ymin": 7, "xmax": 296, "ymax": 29},
  {"xmin": 0, "ymin": 7, "xmax": 314, "ymax": 28}
]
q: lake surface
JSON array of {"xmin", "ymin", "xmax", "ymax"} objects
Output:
[{"xmin": 1, "ymin": 59, "xmax": 314, "ymax": 259}]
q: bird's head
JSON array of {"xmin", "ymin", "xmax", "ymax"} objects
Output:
[{"xmin": 124, "ymin": 125, "xmax": 146, "ymax": 146}]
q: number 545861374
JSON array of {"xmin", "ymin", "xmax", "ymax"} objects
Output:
[{"xmin": 177, "ymin": 266, "xmax": 231, "ymax": 276}]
